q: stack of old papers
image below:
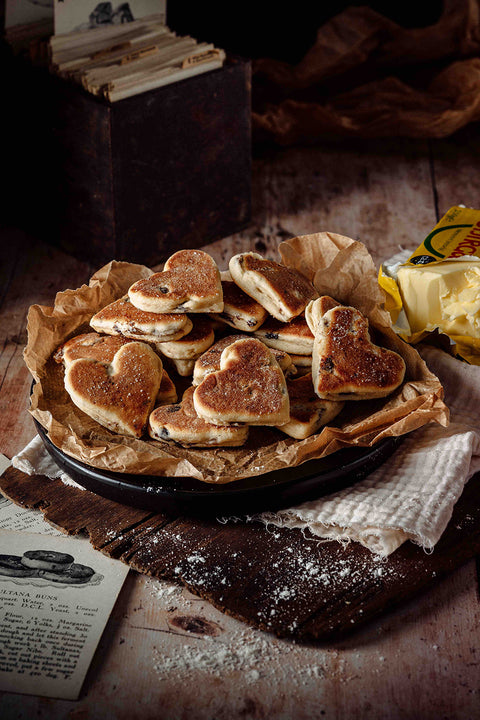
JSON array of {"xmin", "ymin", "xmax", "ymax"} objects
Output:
[{"xmin": 49, "ymin": 13, "xmax": 226, "ymax": 102}]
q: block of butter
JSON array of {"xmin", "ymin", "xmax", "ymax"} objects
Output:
[{"xmin": 379, "ymin": 206, "xmax": 480, "ymax": 364}]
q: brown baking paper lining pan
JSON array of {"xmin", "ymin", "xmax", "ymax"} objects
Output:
[{"xmin": 25, "ymin": 233, "xmax": 449, "ymax": 484}]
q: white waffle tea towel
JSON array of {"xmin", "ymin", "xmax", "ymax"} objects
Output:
[
  {"xmin": 255, "ymin": 345, "xmax": 480, "ymax": 556},
  {"xmin": 11, "ymin": 345, "xmax": 480, "ymax": 558}
]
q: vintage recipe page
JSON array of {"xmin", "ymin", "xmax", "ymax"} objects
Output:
[{"xmin": 0, "ymin": 456, "xmax": 129, "ymax": 700}]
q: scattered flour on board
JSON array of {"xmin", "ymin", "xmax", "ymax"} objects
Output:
[
  {"xmin": 152, "ymin": 630, "xmax": 271, "ymax": 683},
  {"xmin": 145, "ymin": 576, "xmax": 330, "ymax": 685},
  {"xmin": 150, "ymin": 623, "xmax": 369, "ymax": 688},
  {"xmin": 151, "ymin": 628, "xmax": 329, "ymax": 686},
  {"xmin": 145, "ymin": 577, "xmax": 372, "ymax": 688},
  {"xmin": 139, "ymin": 530, "xmax": 402, "ymax": 636}
]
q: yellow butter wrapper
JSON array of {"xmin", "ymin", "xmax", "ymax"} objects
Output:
[
  {"xmin": 406, "ymin": 205, "xmax": 480, "ymax": 264},
  {"xmin": 379, "ymin": 206, "xmax": 480, "ymax": 364}
]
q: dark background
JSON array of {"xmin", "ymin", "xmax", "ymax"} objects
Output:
[
  {"xmin": 167, "ymin": 1, "xmax": 444, "ymax": 64},
  {"xmin": 0, "ymin": 1, "xmax": 447, "ymax": 233}
]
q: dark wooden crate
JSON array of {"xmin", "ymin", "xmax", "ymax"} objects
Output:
[{"xmin": 20, "ymin": 56, "xmax": 252, "ymax": 267}]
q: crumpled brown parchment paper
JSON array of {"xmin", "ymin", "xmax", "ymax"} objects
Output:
[
  {"xmin": 25, "ymin": 233, "xmax": 448, "ymax": 483},
  {"xmin": 252, "ymin": 0, "xmax": 480, "ymax": 144}
]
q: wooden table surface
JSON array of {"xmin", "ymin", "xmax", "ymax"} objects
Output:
[{"xmin": 1, "ymin": 127, "xmax": 480, "ymax": 719}]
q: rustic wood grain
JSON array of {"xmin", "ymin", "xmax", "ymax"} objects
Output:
[
  {"xmin": 0, "ymin": 231, "xmax": 92, "ymax": 458},
  {"xmin": 2, "ymin": 558, "xmax": 478, "ymax": 720},
  {"xmin": 429, "ymin": 122, "xmax": 480, "ymax": 217},
  {"xmin": 213, "ymin": 137, "xmax": 438, "ymax": 269},
  {"xmin": 1, "ymin": 125, "xmax": 480, "ymax": 717},
  {"xmin": 2, "ymin": 464, "xmax": 480, "ymax": 642}
]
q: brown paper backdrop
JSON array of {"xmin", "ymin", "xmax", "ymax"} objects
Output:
[
  {"xmin": 252, "ymin": 0, "xmax": 480, "ymax": 144},
  {"xmin": 25, "ymin": 233, "xmax": 448, "ymax": 483}
]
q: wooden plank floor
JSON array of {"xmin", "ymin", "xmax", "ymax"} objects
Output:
[{"xmin": 1, "ymin": 127, "xmax": 480, "ymax": 719}]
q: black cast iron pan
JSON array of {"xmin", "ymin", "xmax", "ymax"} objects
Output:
[{"xmin": 34, "ymin": 418, "xmax": 402, "ymax": 518}]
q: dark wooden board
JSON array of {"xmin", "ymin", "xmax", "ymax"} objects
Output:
[{"xmin": 1, "ymin": 465, "xmax": 479, "ymax": 641}]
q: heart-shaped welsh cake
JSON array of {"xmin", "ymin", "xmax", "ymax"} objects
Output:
[
  {"xmin": 215, "ymin": 271, "xmax": 268, "ymax": 332},
  {"xmin": 64, "ymin": 341, "xmax": 163, "ymax": 438},
  {"xmin": 128, "ymin": 249, "xmax": 223, "ymax": 314},
  {"xmin": 312, "ymin": 305, "xmax": 406, "ymax": 401},
  {"xmin": 254, "ymin": 313, "xmax": 314, "ymax": 355},
  {"xmin": 56, "ymin": 332, "xmax": 176, "ymax": 408},
  {"xmin": 276, "ymin": 373, "xmax": 344, "ymax": 439},
  {"xmin": 90, "ymin": 295, "xmax": 193, "ymax": 343},
  {"xmin": 192, "ymin": 334, "xmax": 247, "ymax": 385},
  {"xmin": 193, "ymin": 334, "xmax": 296, "ymax": 386},
  {"xmin": 54, "ymin": 332, "xmax": 133, "ymax": 366},
  {"xmin": 149, "ymin": 387, "xmax": 249, "ymax": 447},
  {"xmin": 305, "ymin": 295, "xmax": 340, "ymax": 334},
  {"xmin": 193, "ymin": 337, "xmax": 290, "ymax": 426},
  {"xmin": 156, "ymin": 315, "xmax": 215, "ymax": 360},
  {"xmin": 229, "ymin": 252, "xmax": 318, "ymax": 322}
]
